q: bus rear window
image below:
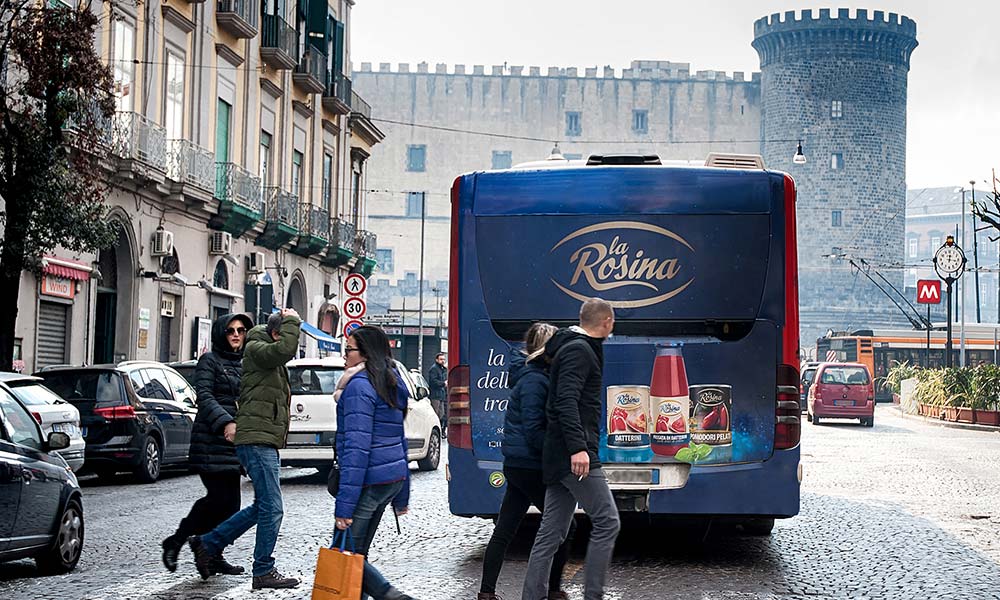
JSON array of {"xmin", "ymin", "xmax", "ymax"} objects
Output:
[{"xmin": 820, "ymin": 367, "xmax": 869, "ymax": 385}]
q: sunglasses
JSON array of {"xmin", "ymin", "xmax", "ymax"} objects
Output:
[{"xmin": 226, "ymin": 327, "xmax": 247, "ymax": 335}]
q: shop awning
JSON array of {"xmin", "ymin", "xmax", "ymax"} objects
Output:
[
  {"xmin": 301, "ymin": 320, "xmax": 341, "ymax": 352},
  {"xmin": 42, "ymin": 256, "xmax": 92, "ymax": 281}
]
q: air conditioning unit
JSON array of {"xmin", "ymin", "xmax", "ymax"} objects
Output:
[
  {"xmin": 209, "ymin": 231, "xmax": 233, "ymax": 256},
  {"xmin": 247, "ymin": 251, "xmax": 266, "ymax": 275},
  {"xmin": 150, "ymin": 228, "xmax": 175, "ymax": 257}
]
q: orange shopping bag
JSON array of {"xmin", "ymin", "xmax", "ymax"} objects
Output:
[{"xmin": 311, "ymin": 528, "xmax": 364, "ymax": 600}]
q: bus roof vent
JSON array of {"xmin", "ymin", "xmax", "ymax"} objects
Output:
[
  {"xmin": 586, "ymin": 154, "xmax": 662, "ymax": 166},
  {"xmin": 705, "ymin": 153, "xmax": 765, "ymax": 170}
]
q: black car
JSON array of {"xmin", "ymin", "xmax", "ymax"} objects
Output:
[
  {"xmin": 167, "ymin": 360, "xmax": 198, "ymax": 387},
  {"xmin": 0, "ymin": 381, "xmax": 83, "ymax": 573},
  {"xmin": 37, "ymin": 361, "xmax": 198, "ymax": 483}
]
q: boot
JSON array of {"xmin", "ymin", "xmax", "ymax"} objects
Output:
[
  {"xmin": 161, "ymin": 535, "xmax": 184, "ymax": 572},
  {"xmin": 252, "ymin": 569, "xmax": 300, "ymax": 589},
  {"xmin": 187, "ymin": 536, "xmax": 214, "ymax": 580},
  {"xmin": 548, "ymin": 592, "xmax": 569, "ymax": 600},
  {"xmin": 210, "ymin": 553, "xmax": 245, "ymax": 575},
  {"xmin": 477, "ymin": 593, "xmax": 504, "ymax": 600}
]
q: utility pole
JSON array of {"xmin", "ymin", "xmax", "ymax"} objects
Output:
[
  {"xmin": 972, "ymin": 181, "xmax": 981, "ymax": 323},
  {"xmin": 960, "ymin": 197, "xmax": 966, "ymax": 366},
  {"xmin": 417, "ymin": 191, "xmax": 426, "ymax": 373}
]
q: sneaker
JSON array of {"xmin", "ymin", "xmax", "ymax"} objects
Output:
[
  {"xmin": 210, "ymin": 554, "xmax": 245, "ymax": 575},
  {"xmin": 161, "ymin": 536, "xmax": 183, "ymax": 572},
  {"xmin": 187, "ymin": 536, "xmax": 214, "ymax": 580},
  {"xmin": 252, "ymin": 569, "xmax": 300, "ymax": 590}
]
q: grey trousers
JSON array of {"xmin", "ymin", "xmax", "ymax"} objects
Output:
[{"xmin": 521, "ymin": 468, "xmax": 621, "ymax": 600}]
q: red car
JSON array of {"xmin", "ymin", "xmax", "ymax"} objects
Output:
[{"xmin": 807, "ymin": 362, "xmax": 875, "ymax": 427}]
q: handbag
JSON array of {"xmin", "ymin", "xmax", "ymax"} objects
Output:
[
  {"xmin": 326, "ymin": 443, "xmax": 340, "ymax": 497},
  {"xmin": 311, "ymin": 528, "xmax": 364, "ymax": 600}
]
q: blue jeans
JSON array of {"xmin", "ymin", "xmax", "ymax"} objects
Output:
[
  {"xmin": 343, "ymin": 479, "xmax": 404, "ymax": 600},
  {"xmin": 201, "ymin": 444, "xmax": 284, "ymax": 577}
]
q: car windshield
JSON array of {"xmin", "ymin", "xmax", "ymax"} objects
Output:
[
  {"xmin": 7, "ymin": 382, "xmax": 66, "ymax": 406},
  {"xmin": 288, "ymin": 367, "xmax": 344, "ymax": 395},
  {"xmin": 40, "ymin": 371, "xmax": 126, "ymax": 408},
  {"xmin": 802, "ymin": 369, "xmax": 817, "ymax": 384},
  {"xmin": 820, "ymin": 367, "xmax": 870, "ymax": 385}
]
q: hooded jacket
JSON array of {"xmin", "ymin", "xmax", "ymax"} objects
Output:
[
  {"xmin": 233, "ymin": 314, "xmax": 301, "ymax": 448},
  {"xmin": 188, "ymin": 313, "xmax": 253, "ymax": 473},
  {"xmin": 334, "ymin": 367, "xmax": 411, "ymax": 519},
  {"xmin": 501, "ymin": 352, "xmax": 549, "ymax": 470},
  {"xmin": 542, "ymin": 326, "xmax": 605, "ymax": 484}
]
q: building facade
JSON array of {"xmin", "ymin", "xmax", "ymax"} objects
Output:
[
  {"xmin": 353, "ymin": 8, "xmax": 919, "ymax": 351},
  {"xmin": 13, "ymin": 0, "xmax": 382, "ymax": 373}
]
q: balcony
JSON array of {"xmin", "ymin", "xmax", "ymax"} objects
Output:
[
  {"xmin": 256, "ymin": 188, "xmax": 299, "ymax": 249},
  {"xmin": 211, "ymin": 162, "xmax": 263, "ymax": 237},
  {"xmin": 216, "ymin": 0, "xmax": 257, "ymax": 39},
  {"xmin": 111, "ymin": 112, "xmax": 167, "ymax": 172},
  {"xmin": 166, "ymin": 139, "xmax": 215, "ymax": 193},
  {"xmin": 351, "ymin": 229, "xmax": 377, "ymax": 277},
  {"xmin": 260, "ymin": 14, "xmax": 297, "ymax": 70},
  {"xmin": 347, "ymin": 90, "xmax": 384, "ymax": 145},
  {"xmin": 293, "ymin": 46, "xmax": 327, "ymax": 94},
  {"xmin": 350, "ymin": 90, "xmax": 371, "ymax": 120},
  {"xmin": 321, "ymin": 218, "xmax": 356, "ymax": 267},
  {"xmin": 291, "ymin": 203, "xmax": 330, "ymax": 257},
  {"xmin": 322, "ymin": 72, "xmax": 351, "ymax": 115}
]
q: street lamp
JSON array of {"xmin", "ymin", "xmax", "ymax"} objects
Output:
[{"xmin": 792, "ymin": 140, "xmax": 807, "ymax": 165}]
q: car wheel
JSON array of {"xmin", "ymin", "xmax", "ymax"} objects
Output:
[
  {"xmin": 36, "ymin": 498, "xmax": 84, "ymax": 573},
  {"xmin": 738, "ymin": 517, "xmax": 775, "ymax": 536},
  {"xmin": 865, "ymin": 417, "xmax": 875, "ymax": 428},
  {"xmin": 812, "ymin": 414, "xmax": 821, "ymax": 425},
  {"xmin": 134, "ymin": 436, "xmax": 161, "ymax": 483},
  {"xmin": 416, "ymin": 429, "xmax": 441, "ymax": 471}
]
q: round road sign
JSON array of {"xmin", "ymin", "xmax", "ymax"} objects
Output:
[
  {"xmin": 343, "ymin": 319, "xmax": 364, "ymax": 338},
  {"xmin": 343, "ymin": 297, "xmax": 366, "ymax": 319},
  {"xmin": 344, "ymin": 274, "xmax": 367, "ymax": 296}
]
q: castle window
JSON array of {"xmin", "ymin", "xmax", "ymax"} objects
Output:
[
  {"xmin": 831, "ymin": 210, "xmax": 843, "ymax": 228},
  {"xmin": 376, "ymin": 248, "xmax": 394, "ymax": 273},
  {"xmin": 491, "ymin": 150, "xmax": 512, "ymax": 170},
  {"xmin": 908, "ymin": 238, "xmax": 918, "ymax": 258},
  {"xmin": 632, "ymin": 110, "xmax": 648, "ymax": 134},
  {"xmin": 831, "ymin": 100, "xmax": 843, "ymax": 119},
  {"xmin": 406, "ymin": 192, "xmax": 424, "ymax": 217},
  {"xmin": 407, "ymin": 145, "xmax": 426, "ymax": 172},
  {"xmin": 565, "ymin": 112, "xmax": 582, "ymax": 137},
  {"xmin": 831, "ymin": 153, "xmax": 844, "ymax": 170}
]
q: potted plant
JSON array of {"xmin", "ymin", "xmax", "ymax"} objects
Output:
[{"xmin": 971, "ymin": 364, "xmax": 1000, "ymax": 426}]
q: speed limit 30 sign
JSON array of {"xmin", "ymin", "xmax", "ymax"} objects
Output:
[{"xmin": 343, "ymin": 297, "xmax": 366, "ymax": 319}]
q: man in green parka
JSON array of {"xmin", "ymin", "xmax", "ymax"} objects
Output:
[{"xmin": 189, "ymin": 309, "xmax": 303, "ymax": 589}]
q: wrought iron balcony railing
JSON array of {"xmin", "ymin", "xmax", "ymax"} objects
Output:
[
  {"xmin": 329, "ymin": 217, "xmax": 356, "ymax": 250},
  {"xmin": 354, "ymin": 229, "xmax": 377, "ymax": 260},
  {"xmin": 350, "ymin": 90, "xmax": 371, "ymax": 120},
  {"xmin": 322, "ymin": 72, "xmax": 352, "ymax": 114},
  {"xmin": 215, "ymin": 162, "xmax": 263, "ymax": 213},
  {"xmin": 264, "ymin": 187, "xmax": 299, "ymax": 226},
  {"xmin": 216, "ymin": 0, "xmax": 258, "ymax": 38},
  {"xmin": 293, "ymin": 46, "xmax": 327, "ymax": 94},
  {"xmin": 166, "ymin": 139, "xmax": 215, "ymax": 191},
  {"xmin": 112, "ymin": 111, "xmax": 167, "ymax": 167},
  {"xmin": 260, "ymin": 14, "xmax": 297, "ymax": 69},
  {"xmin": 299, "ymin": 203, "xmax": 330, "ymax": 239}
]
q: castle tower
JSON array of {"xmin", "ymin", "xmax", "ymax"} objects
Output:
[{"xmin": 752, "ymin": 9, "xmax": 918, "ymax": 349}]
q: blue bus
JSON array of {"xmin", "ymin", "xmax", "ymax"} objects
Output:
[{"xmin": 446, "ymin": 154, "xmax": 802, "ymax": 530}]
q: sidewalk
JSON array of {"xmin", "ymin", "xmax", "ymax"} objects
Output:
[{"xmin": 892, "ymin": 405, "xmax": 1000, "ymax": 433}]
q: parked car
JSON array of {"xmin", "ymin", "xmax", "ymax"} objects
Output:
[
  {"xmin": 1, "ymin": 373, "xmax": 86, "ymax": 472},
  {"xmin": 409, "ymin": 370, "xmax": 431, "ymax": 398},
  {"xmin": 36, "ymin": 361, "xmax": 198, "ymax": 482},
  {"xmin": 0, "ymin": 382, "xmax": 84, "ymax": 573},
  {"xmin": 807, "ymin": 362, "xmax": 875, "ymax": 427},
  {"xmin": 800, "ymin": 364, "xmax": 820, "ymax": 414},
  {"xmin": 280, "ymin": 357, "xmax": 442, "ymax": 473}
]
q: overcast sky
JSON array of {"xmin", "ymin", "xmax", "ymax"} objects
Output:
[{"xmin": 352, "ymin": 0, "xmax": 999, "ymax": 192}]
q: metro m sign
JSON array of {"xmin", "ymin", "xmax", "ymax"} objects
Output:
[{"xmin": 917, "ymin": 279, "xmax": 942, "ymax": 304}]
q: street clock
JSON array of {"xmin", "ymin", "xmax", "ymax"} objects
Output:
[{"xmin": 933, "ymin": 236, "xmax": 966, "ymax": 280}]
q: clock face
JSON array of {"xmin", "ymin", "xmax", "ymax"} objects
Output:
[{"xmin": 936, "ymin": 246, "xmax": 964, "ymax": 274}]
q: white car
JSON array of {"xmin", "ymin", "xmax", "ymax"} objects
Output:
[
  {"xmin": 280, "ymin": 357, "xmax": 442, "ymax": 472},
  {"xmin": 1, "ymin": 374, "xmax": 86, "ymax": 472}
]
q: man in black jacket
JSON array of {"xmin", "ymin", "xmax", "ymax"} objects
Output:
[
  {"xmin": 522, "ymin": 298, "xmax": 620, "ymax": 600},
  {"xmin": 427, "ymin": 352, "xmax": 448, "ymax": 429}
]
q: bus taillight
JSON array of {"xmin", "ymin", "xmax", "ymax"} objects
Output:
[
  {"xmin": 775, "ymin": 363, "xmax": 801, "ymax": 450},
  {"xmin": 447, "ymin": 365, "xmax": 472, "ymax": 449}
]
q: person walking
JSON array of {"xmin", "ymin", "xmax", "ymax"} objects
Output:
[
  {"xmin": 189, "ymin": 309, "xmax": 302, "ymax": 589},
  {"xmin": 334, "ymin": 325, "xmax": 418, "ymax": 600},
  {"xmin": 479, "ymin": 322, "xmax": 573, "ymax": 600},
  {"xmin": 427, "ymin": 352, "xmax": 448, "ymax": 430},
  {"xmin": 522, "ymin": 298, "xmax": 621, "ymax": 600},
  {"xmin": 161, "ymin": 313, "xmax": 253, "ymax": 575}
]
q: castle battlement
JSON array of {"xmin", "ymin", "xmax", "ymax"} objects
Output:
[
  {"xmin": 753, "ymin": 8, "xmax": 916, "ymax": 37},
  {"xmin": 354, "ymin": 60, "xmax": 759, "ymax": 83}
]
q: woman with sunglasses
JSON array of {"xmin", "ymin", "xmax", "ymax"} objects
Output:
[
  {"xmin": 162, "ymin": 313, "xmax": 254, "ymax": 575},
  {"xmin": 333, "ymin": 325, "xmax": 418, "ymax": 600}
]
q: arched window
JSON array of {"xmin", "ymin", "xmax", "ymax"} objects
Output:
[{"xmin": 213, "ymin": 260, "xmax": 229, "ymax": 290}]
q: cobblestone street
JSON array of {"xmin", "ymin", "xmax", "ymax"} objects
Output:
[{"xmin": 2, "ymin": 405, "xmax": 999, "ymax": 599}]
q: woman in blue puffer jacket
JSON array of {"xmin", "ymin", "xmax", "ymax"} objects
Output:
[
  {"xmin": 478, "ymin": 322, "xmax": 574, "ymax": 600},
  {"xmin": 334, "ymin": 325, "xmax": 417, "ymax": 600}
]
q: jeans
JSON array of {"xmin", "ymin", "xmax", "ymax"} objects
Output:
[
  {"xmin": 480, "ymin": 466, "xmax": 575, "ymax": 594},
  {"xmin": 522, "ymin": 468, "xmax": 621, "ymax": 600},
  {"xmin": 170, "ymin": 472, "xmax": 242, "ymax": 544},
  {"xmin": 201, "ymin": 445, "xmax": 284, "ymax": 577},
  {"xmin": 343, "ymin": 479, "xmax": 405, "ymax": 600}
]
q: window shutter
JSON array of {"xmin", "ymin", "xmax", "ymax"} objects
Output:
[
  {"xmin": 332, "ymin": 19, "xmax": 345, "ymax": 74},
  {"xmin": 307, "ymin": 0, "xmax": 326, "ymax": 50}
]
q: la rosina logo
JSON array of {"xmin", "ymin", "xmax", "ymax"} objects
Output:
[{"xmin": 549, "ymin": 221, "xmax": 695, "ymax": 308}]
